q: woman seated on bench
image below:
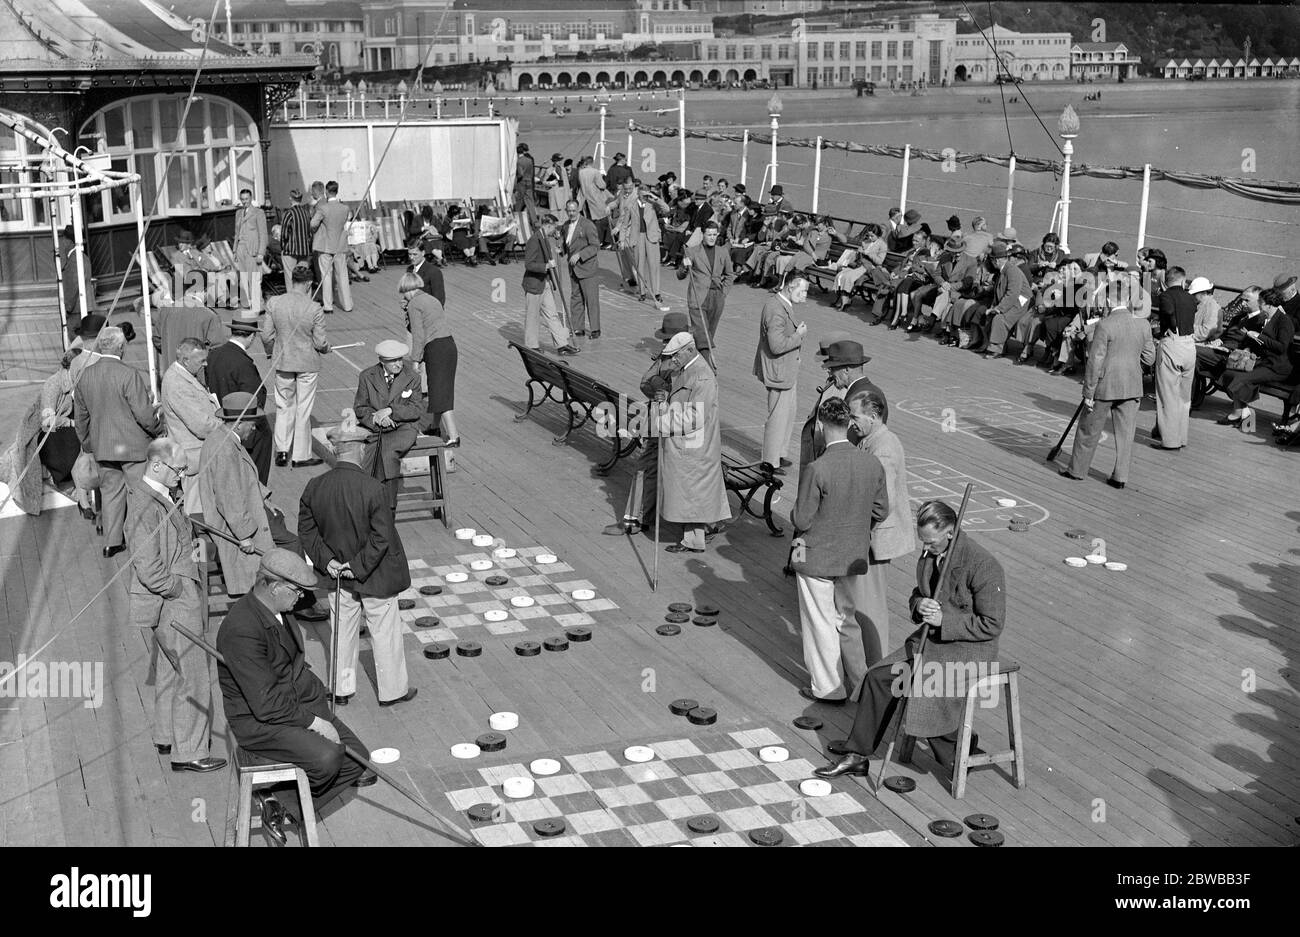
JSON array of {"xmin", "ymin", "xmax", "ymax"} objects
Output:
[{"xmin": 1216, "ymin": 287, "xmax": 1295, "ymax": 433}]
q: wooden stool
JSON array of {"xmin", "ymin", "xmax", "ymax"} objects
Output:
[
  {"xmin": 898, "ymin": 662, "xmax": 1026, "ymax": 799},
  {"xmin": 230, "ymin": 747, "xmax": 319, "ymax": 847},
  {"xmin": 396, "ymin": 435, "xmax": 450, "ymax": 527}
]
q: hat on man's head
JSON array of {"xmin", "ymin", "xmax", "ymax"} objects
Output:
[
  {"xmin": 769, "ymin": 184, "xmax": 784, "ymax": 197},
  {"xmin": 823, "ymin": 340, "xmax": 871, "ymax": 369},
  {"xmin": 946, "ymin": 214, "xmax": 962, "ymax": 231},
  {"xmin": 661, "ymin": 331, "xmax": 695, "ymax": 356},
  {"xmin": 327, "ymin": 408, "xmax": 375, "ymax": 445},
  {"xmin": 989, "ymin": 241, "xmax": 1011, "ymax": 259},
  {"xmin": 220, "ymin": 391, "xmax": 264, "ymax": 421},
  {"xmin": 376, "ymin": 339, "xmax": 409, "ymax": 360},
  {"xmin": 1187, "ymin": 276, "xmax": 1214, "ymax": 295},
  {"xmin": 259, "ymin": 547, "xmax": 319, "ymax": 590},
  {"xmin": 733, "ymin": 184, "xmax": 746, "ymax": 194},
  {"xmin": 613, "ymin": 152, "xmax": 626, "ymax": 162},
  {"xmin": 516, "ymin": 142, "xmax": 529, "ymax": 153},
  {"xmin": 816, "ymin": 331, "xmax": 854, "ymax": 357},
  {"xmin": 291, "ymin": 264, "xmax": 314, "ymax": 284},
  {"xmin": 74, "ymin": 314, "xmax": 108, "ymax": 339},
  {"xmin": 943, "ymin": 235, "xmax": 966, "ymax": 253},
  {"xmin": 550, "ymin": 152, "xmax": 563, "ymax": 162},
  {"xmin": 654, "ymin": 312, "xmax": 690, "ymax": 341},
  {"xmin": 228, "ymin": 317, "xmax": 261, "ymax": 335},
  {"xmin": 903, "ymin": 209, "xmax": 922, "ymax": 225},
  {"xmin": 996, "ymin": 227, "xmax": 1018, "ymax": 242},
  {"xmin": 1272, "ymin": 273, "xmax": 1297, "ymax": 290}
]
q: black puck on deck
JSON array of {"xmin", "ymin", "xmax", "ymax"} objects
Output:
[
  {"xmin": 456, "ymin": 641, "xmax": 483, "ymax": 657},
  {"xmin": 687, "ymin": 815, "xmax": 720, "ymax": 834},
  {"xmin": 669, "ymin": 698, "xmax": 699, "ymax": 716},
  {"xmin": 398, "ymin": 598, "xmax": 416, "ymax": 610},
  {"xmin": 928, "ymin": 819, "xmax": 964, "ymax": 839},
  {"xmin": 883, "ymin": 776, "xmax": 916, "ymax": 794},
  {"xmin": 467, "ymin": 803, "xmax": 499, "ymax": 823},
  {"xmin": 419, "ymin": 585, "xmax": 443, "ymax": 596},
  {"xmin": 476, "ymin": 732, "xmax": 507, "ymax": 752},
  {"xmin": 687, "ymin": 706, "xmax": 717, "ymax": 725},
  {"xmin": 565, "ymin": 626, "xmax": 592, "ymax": 642},
  {"xmin": 543, "ymin": 636, "xmax": 569, "ymax": 652},
  {"xmin": 423, "ymin": 643, "xmax": 450, "ymax": 660},
  {"xmin": 485, "ymin": 575, "xmax": 508, "ymax": 586},
  {"xmin": 414, "ymin": 616, "xmax": 440, "ymax": 628},
  {"xmin": 793, "ymin": 715, "xmax": 823, "ymax": 731},
  {"xmin": 969, "ymin": 829, "xmax": 1005, "ymax": 847},
  {"xmin": 692, "ymin": 616, "xmax": 717, "ymax": 627},
  {"xmin": 964, "ymin": 813, "xmax": 1000, "ymax": 831},
  {"xmin": 655, "ymin": 623, "xmax": 682, "ymax": 636},
  {"xmin": 668, "ymin": 602, "xmax": 693, "ymax": 614},
  {"xmin": 1064, "ymin": 529, "xmax": 1089, "ymax": 540},
  {"xmin": 695, "ymin": 603, "xmax": 720, "ymax": 617},
  {"xmin": 664, "ymin": 612, "xmax": 690, "ymax": 624},
  {"xmin": 534, "ymin": 818, "xmax": 566, "ymax": 837},
  {"xmin": 826, "ymin": 738, "xmax": 850, "ymax": 756},
  {"xmin": 749, "ymin": 827, "xmax": 784, "ymax": 847},
  {"xmin": 514, "ymin": 641, "xmax": 541, "ymax": 657}
]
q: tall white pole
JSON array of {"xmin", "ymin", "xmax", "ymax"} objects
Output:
[
  {"xmin": 1004, "ymin": 154, "xmax": 1016, "ymax": 231},
  {"xmin": 135, "ymin": 193, "xmax": 157, "ymax": 401},
  {"xmin": 899, "ymin": 143, "xmax": 911, "ymax": 214},
  {"xmin": 1136, "ymin": 162, "xmax": 1151, "ymax": 256},
  {"xmin": 769, "ymin": 113, "xmax": 779, "ymax": 190},
  {"xmin": 678, "ymin": 89, "xmax": 686, "ymax": 188},
  {"xmin": 626, "ymin": 119, "xmax": 633, "ymax": 167},
  {"xmin": 598, "ymin": 103, "xmax": 608, "ymax": 172},
  {"xmin": 69, "ymin": 180, "xmax": 89, "ymax": 324},
  {"xmin": 1059, "ymin": 136, "xmax": 1075, "ymax": 255},
  {"xmin": 812, "ymin": 135, "xmax": 823, "ymax": 214},
  {"xmin": 740, "ymin": 128, "xmax": 749, "ymax": 191},
  {"xmin": 48, "ymin": 190, "xmax": 69, "ymax": 353}
]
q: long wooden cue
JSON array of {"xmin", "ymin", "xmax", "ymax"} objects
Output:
[
  {"xmin": 1047, "ymin": 399, "xmax": 1086, "ymax": 462},
  {"xmin": 874, "ymin": 483, "xmax": 975, "ymax": 793},
  {"xmin": 170, "ymin": 620, "xmax": 480, "ymax": 848}
]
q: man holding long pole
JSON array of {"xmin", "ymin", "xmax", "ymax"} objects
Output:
[
  {"xmin": 814, "ymin": 498, "xmax": 1005, "ymax": 779},
  {"xmin": 678, "ymin": 220, "xmax": 733, "ymax": 370},
  {"xmin": 521, "ymin": 214, "xmax": 579, "ymax": 356}
]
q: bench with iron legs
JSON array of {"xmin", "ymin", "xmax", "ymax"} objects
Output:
[
  {"xmin": 805, "ymin": 247, "xmax": 907, "ymax": 310},
  {"xmin": 721, "ymin": 453, "xmax": 784, "ymax": 536},
  {"xmin": 509, "ymin": 341, "xmax": 640, "ymax": 474}
]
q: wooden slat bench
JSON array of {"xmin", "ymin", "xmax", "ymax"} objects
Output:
[{"xmin": 722, "ymin": 452, "xmax": 784, "ymax": 536}]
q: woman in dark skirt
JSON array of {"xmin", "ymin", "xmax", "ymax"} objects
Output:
[
  {"xmin": 38, "ymin": 349, "xmax": 95, "ymax": 518},
  {"xmin": 400, "ymin": 273, "xmax": 460, "ymax": 447}
]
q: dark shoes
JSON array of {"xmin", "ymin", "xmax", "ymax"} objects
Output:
[
  {"xmin": 353, "ymin": 773, "xmax": 379, "ymax": 788},
  {"xmin": 602, "ymin": 520, "xmax": 643, "ymax": 536},
  {"xmin": 331, "ymin": 693, "xmax": 353, "ymax": 707},
  {"xmin": 275, "ymin": 452, "xmax": 290, "ymax": 467},
  {"xmin": 171, "ymin": 756, "xmax": 227, "ymax": 773},
  {"xmin": 379, "ymin": 687, "xmax": 418, "ymax": 708},
  {"xmin": 1106, "ymin": 478, "xmax": 1126, "ymax": 490},
  {"xmin": 589, "ymin": 330, "xmax": 602, "ymax": 339},
  {"xmin": 292, "ymin": 458, "xmax": 323, "ymax": 468},
  {"xmin": 155, "ymin": 743, "xmax": 172, "ymax": 755},
  {"xmin": 557, "ymin": 345, "xmax": 581, "ymax": 356},
  {"xmin": 1058, "ymin": 469, "xmax": 1084, "ymax": 481},
  {"xmin": 573, "ymin": 329, "xmax": 587, "ymax": 337},
  {"xmin": 102, "ymin": 544, "xmax": 126, "ymax": 558},
  {"xmin": 759, "ymin": 461, "xmax": 786, "ymax": 477},
  {"xmin": 813, "ymin": 753, "xmax": 871, "ymax": 779},
  {"xmin": 666, "ymin": 544, "xmax": 704, "ymax": 554},
  {"xmin": 256, "ymin": 792, "xmax": 297, "ymax": 846},
  {"xmin": 1149, "ymin": 443, "xmax": 1183, "ymax": 451},
  {"xmin": 799, "ymin": 688, "xmax": 846, "ymax": 706}
]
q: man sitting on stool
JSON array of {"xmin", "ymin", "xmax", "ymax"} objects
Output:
[
  {"xmin": 815, "ymin": 500, "xmax": 1005, "ymax": 779},
  {"xmin": 354, "ymin": 340, "xmax": 424, "ymax": 511},
  {"xmin": 217, "ymin": 548, "xmax": 374, "ymax": 843}
]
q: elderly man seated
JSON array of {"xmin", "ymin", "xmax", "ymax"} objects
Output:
[{"xmin": 353, "ymin": 340, "xmax": 425, "ymax": 511}]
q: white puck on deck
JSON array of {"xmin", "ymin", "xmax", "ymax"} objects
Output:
[
  {"xmin": 758, "ymin": 746, "xmax": 789, "ymax": 763},
  {"xmin": 1104, "ymin": 561, "xmax": 1128, "ymax": 572},
  {"xmin": 799, "ymin": 778, "xmax": 832, "ymax": 797},
  {"xmin": 1085, "ymin": 554, "xmax": 1107, "ymax": 565},
  {"xmin": 996, "ymin": 497, "xmax": 1018, "ymax": 508},
  {"xmin": 1064, "ymin": 557, "xmax": 1088, "ymax": 568},
  {"xmin": 571, "ymin": 588, "xmax": 596, "ymax": 601},
  {"xmin": 494, "ymin": 547, "xmax": 517, "ymax": 559},
  {"xmin": 472, "ymin": 534, "xmax": 494, "ymax": 547},
  {"xmin": 445, "ymin": 571, "xmax": 469, "ymax": 583},
  {"xmin": 503, "ymin": 777, "xmax": 535, "ymax": 799},
  {"xmin": 369, "ymin": 747, "xmax": 400, "ymax": 764},
  {"xmin": 624, "ymin": 745, "xmax": 656, "ymax": 763},
  {"xmin": 451, "ymin": 743, "xmax": 481, "ymax": 759},
  {"xmin": 489, "ymin": 712, "xmax": 519, "ymax": 731},
  {"xmin": 510, "ymin": 595, "xmax": 535, "ymax": 608},
  {"xmin": 484, "ymin": 609, "xmax": 509, "ymax": 622},
  {"xmin": 455, "ymin": 528, "xmax": 476, "ymax": 540},
  {"xmin": 530, "ymin": 758, "xmax": 562, "ymax": 776},
  {"xmin": 470, "ymin": 559, "xmax": 494, "ymax": 571},
  {"xmin": 535, "ymin": 553, "xmax": 558, "ymax": 565}
]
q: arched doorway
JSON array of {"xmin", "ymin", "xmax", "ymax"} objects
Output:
[
  {"xmin": 743, "ymin": 68, "xmax": 757, "ymax": 81},
  {"xmin": 576, "ymin": 71, "xmax": 592, "ymax": 86},
  {"xmin": 725, "ymin": 69, "xmax": 739, "ymax": 83},
  {"xmin": 707, "ymin": 69, "xmax": 721, "ymax": 83},
  {"xmin": 652, "ymin": 70, "xmax": 667, "ymax": 85},
  {"xmin": 689, "ymin": 69, "xmax": 704, "ymax": 83},
  {"xmin": 671, "ymin": 70, "xmax": 685, "ymax": 86},
  {"xmin": 954, "ymin": 64, "xmax": 967, "ymax": 81},
  {"xmin": 537, "ymin": 72, "xmax": 553, "ymax": 87},
  {"xmin": 557, "ymin": 72, "xmax": 572, "ymax": 87},
  {"xmin": 634, "ymin": 70, "xmax": 649, "ymax": 85},
  {"xmin": 596, "ymin": 71, "xmax": 610, "ymax": 85},
  {"xmin": 517, "ymin": 73, "xmax": 534, "ymax": 90}
]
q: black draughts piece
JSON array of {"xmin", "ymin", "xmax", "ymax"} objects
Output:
[
  {"xmin": 419, "ymin": 584, "xmax": 443, "ymax": 596},
  {"xmin": 656, "ymin": 624, "xmax": 682, "ymax": 636},
  {"xmin": 543, "ymin": 636, "xmax": 569, "ymax": 652},
  {"xmin": 664, "ymin": 612, "xmax": 690, "ymax": 624},
  {"xmin": 456, "ymin": 641, "xmax": 483, "ymax": 657},
  {"xmin": 694, "ymin": 603, "xmax": 720, "ymax": 617},
  {"xmin": 749, "ymin": 827, "xmax": 784, "ymax": 846},
  {"xmin": 692, "ymin": 616, "xmax": 717, "ymax": 627},
  {"xmin": 467, "ymin": 803, "xmax": 499, "ymax": 823},
  {"xmin": 669, "ymin": 699, "xmax": 699, "ymax": 716},
  {"xmin": 969, "ymin": 830, "xmax": 1005, "ymax": 847},
  {"xmin": 883, "ymin": 776, "xmax": 916, "ymax": 794},
  {"xmin": 515, "ymin": 641, "xmax": 541, "ymax": 656},
  {"xmin": 485, "ymin": 575, "xmax": 509, "ymax": 586},
  {"xmin": 928, "ymin": 819, "xmax": 963, "ymax": 838},
  {"xmin": 423, "ymin": 643, "xmax": 450, "ymax": 660},
  {"xmin": 398, "ymin": 598, "xmax": 417, "ymax": 610},
  {"xmin": 686, "ymin": 707, "xmax": 717, "ymax": 725},
  {"xmin": 534, "ymin": 818, "xmax": 566, "ymax": 837},
  {"xmin": 476, "ymin": 732, "xmax": 507, "ymax": 753},
  {"xmin": 414, "ymin": 616, "xmax": 440, "ymax": 628},
  {"xmin": 965, "ymin": 813, "xmax": 1000, "ymax": 831},
  {"xmin": 565, "ymin": 626, "xmax": 592, "ymax": 642},
  {"xmin": 792, "ymin": 716, "xmax": 823, "ymax": 731},
  {"xmin": 687, "ymin": 815, "xmax": 720, "ymax": 834},
  {"xmin": 667, "ymin": 602, "xmax": 693, "ymax": 614}
]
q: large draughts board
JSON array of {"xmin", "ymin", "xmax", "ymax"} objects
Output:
[
  {"xmin": 398, "ymin": 546, "xmax": 619, "ymax": 644},
  {"xmin": 441, "ymin": 725, "xmax": 912, "ymax": 847}
]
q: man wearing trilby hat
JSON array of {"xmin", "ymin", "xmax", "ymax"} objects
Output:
[
  {"xmin": 206, "ymin": 315, "xmax": 273, "ymax": 483},
  {"xmin": 353, "ymin": 340, "xmax": 425, "ymax": 511},
  {"xmin": 798, "ymin": 338, "xmax": 888, "ymax": 468},
  {"xmin": 299, "ymin": 410, "xmax": 415, "ymax": 708}
]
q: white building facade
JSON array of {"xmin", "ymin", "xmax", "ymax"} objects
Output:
[{"xmin": 951, "ymin": 25, "xmax": 1072, "ymax": 83}]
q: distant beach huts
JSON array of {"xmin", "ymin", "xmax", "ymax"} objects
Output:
[{"xmin": 1162, "ymin": 56, "xmax": 1300, "ymax": 79}]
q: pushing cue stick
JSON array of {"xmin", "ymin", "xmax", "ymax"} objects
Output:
[
  {"xmin": 169, "ymin": 621, "xmax": 482, "ymax": 848},
  {"xmin": 1047, "ymin": 400, "xmax": 1086, "ymax": 463},
  {"xmin": 874, "ymin": 482, "xmax": 975, "ymax": 794}
]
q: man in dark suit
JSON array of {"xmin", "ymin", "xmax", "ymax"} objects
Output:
[
  {"xmin": 353, "ymin": 340, "xmax": 425, "ymax": 510},
  {"xmin": 298, "ymin": 412, "xmax": 415, "ymax": 708},
  {"xmin": 1060, "ymin": 301, "xmax": 1157, "ymax": 488},
  {"xmin": 205, "ymin": 318, "xmax": 272, "ymax": 484},
  {"xmin": 406, "ymin": 244, "xmax": 446, "ymax": 307},
  {"xmin": 797, "ymin": 340, "xmax": 888, "ymax": 469},
  {"xmin": 563, "ymin": 199, "xmax": 603, "ymax": 339},
  {"xmin": 73, "ymin": 326, "xmax": 163, "ymax": 556},
  {"xmin": 514, "ymin": 142, "xmax": 538, "ymax": 220},
  {"xmin": 790, "ymin": 397, "xmax": 889, "ymax": 703},
  {"xmin": 679, "ymin": 220, "xmax": 734, "ymax": 365},
  {"xmin": 217, "ymin": 548, "xmax": 372, "ymax": 835},
  {"xmin": 816, "ymin": 500, "xmax": 1006, "ymax": 779}
]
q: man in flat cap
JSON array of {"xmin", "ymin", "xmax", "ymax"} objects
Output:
[
  {"xmin": 206, "ymin": 316, "xmax": 273, "ymax": 484},
  {"xmin": 1272, "ymin": 272, "xmax": 1299, "ymax": 325},
  {"xmin": 264, "ymin": 264, "xmax": 331, "ymax": 468},
  {"xmin": 354, "ymin": 340, "xmax": 424, "ymax": 511},
  {"xmin": 299, "ymin": 411, "xmax": 415, "ymax": 708},
  {"xmin": 126, "ymin": 437, "xmax": 225, "ymax": 773},
  {"xmin": 679, "ymin": 220, "xmax": 734, "ymax": 368},
  {"xmin": 218, "ymin": 547, "xmax": 373, "ymax": 835},
  {"xmin": 160, "ymin": 337, "xmax": 221, "ymax": 512}
]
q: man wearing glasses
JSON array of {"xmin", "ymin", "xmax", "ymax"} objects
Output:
[{"xmin": 126, "ymin": 438, "xmax": 225, "ymax": 774}]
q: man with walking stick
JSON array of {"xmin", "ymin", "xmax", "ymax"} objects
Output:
[
  {"xmin": 814, "ymin": 498, "xmax": 1005, "ymax": 779},
  {"xmin": 521, "ymin": 213, "xmax": 579, "ymax": 356},
  {"xmin": 678, "ymin": 220, "xmax": 733, "ymax": 369}
]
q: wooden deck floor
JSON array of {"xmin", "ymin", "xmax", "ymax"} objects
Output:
[{"xmin": 1, "ymin": 252, "xmax": 1297, "ymax": 847}]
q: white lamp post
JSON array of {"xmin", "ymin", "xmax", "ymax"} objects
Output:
[
  {"xmin": 767, "ymin": 92, "xmax": 782, "ymax": 193},
  {"xmin": 1057, "ymin": 104, "xmax": 1079, "ymax": 255}
]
